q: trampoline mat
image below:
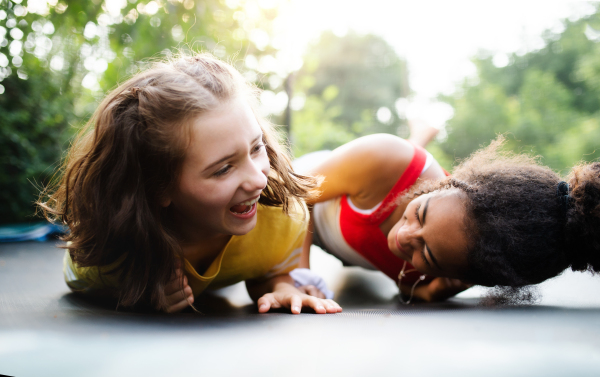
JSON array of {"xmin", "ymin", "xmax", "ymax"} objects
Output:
[{"xmin": 1, "ymin": 241, "xmax": 599, "ymax": 376}]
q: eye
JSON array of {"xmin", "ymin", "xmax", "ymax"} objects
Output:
[
  {"xmin": 252, "ymin": 142, "xmax": 265, "ymax": 154},
  {"xmin": 213, "ymin": 165, "xmax": 231, "ymax": 177},
  {"xmin": 414, "ymin": 204, "xmax": 422, "ymax": 225},
  {"xmin": 420, "ymin": 247, "xmax": 431, "ymax": 267}
]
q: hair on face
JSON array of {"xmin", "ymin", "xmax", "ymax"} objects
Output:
[
  {"xmin": 37, "ymin": 53, "xmax": 320, "ymax": 310},
  {"xmin": 403, "ymin": 136, "xmax": 600, "ymax": 289}
]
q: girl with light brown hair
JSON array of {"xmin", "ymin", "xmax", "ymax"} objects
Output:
[{"xmin": 38, "ymin": 53, "xmax": 342, "ymax": 314}]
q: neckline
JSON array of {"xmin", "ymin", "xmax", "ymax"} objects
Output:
[{"xmin": 346, "ymin": 196, "xmax": 383, "ymax": 215}]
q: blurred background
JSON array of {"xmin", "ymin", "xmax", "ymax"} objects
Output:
[{"xmin": 1, "ymin": 0, "xmax": 600, "ymax": 226}]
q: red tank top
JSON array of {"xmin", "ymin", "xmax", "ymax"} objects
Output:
[{"xmin": 339, "ymin": 144, "xmax": 430, "ymax": 283}]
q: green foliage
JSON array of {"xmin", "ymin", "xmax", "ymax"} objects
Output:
[
  {"xmin": 291, "ymin": 31, "xmax": 409, "ymax": 156},
  {"xmin": 0, "ymin": 0, "xmax": 285, "ymax": 224},
  {"xmin": 442, "ymin": 5, "xmax": 600, "ymax": 172},
  {"xmin": 0, "ymin": 67, "xmax": 73, "ymax": 222},
  {"xmin": 290, "ymin": 92, "xmax": 354, "ymax": 157}
]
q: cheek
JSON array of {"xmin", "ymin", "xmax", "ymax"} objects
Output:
[
  {"xmin": 388, "ymin": 221, "xmax": 402, "ymax": 240},
  {"xmin": 178, "ymin": 180, "xmax": 230, "ymax": 209},
  {"xmin": 258, "ymin": 154, "xmax": 270, "ymax": 176}
]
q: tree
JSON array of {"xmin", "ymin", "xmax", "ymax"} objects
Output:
[
  {"xmin": 291, "ymin": 31, "xmax": 409, "ymax": 156},
  {"xmin": 0, "ymin": 0, "xmax": 289, "ymax": 224},
  {"xmin": 441, "ymin": 4, "xmax": 600, "ymax": 172}
]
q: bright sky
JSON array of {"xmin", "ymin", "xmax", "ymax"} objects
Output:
[{"xmin": 286, "ymin": 0, "xmax": 598, "ymax": 99}]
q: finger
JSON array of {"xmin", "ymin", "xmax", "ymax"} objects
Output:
[
  {"xmin": 165, "ymin": 295, "xmax": 193, "ymax": 313},
  {"xmin": 320, "ymin": 299, "xmax": 339, "ymax": 313},
  {"xmin": 164, "ymin": 274, "xmax": 188, "ymax": 296},
  {"xmin": 399, "ymin": 282, "xmax": 431, "ymax": 302},
  {"xmin": 165, "ymin": 269, "xmax": 183, "ymax": 289},
  {"xmin": 299, "ymin": 295, "xmax": 326, "ymax": 314},
  {"xmin": 166, "ymin": 285, "xmax": 192, "ymax": 306},
  {"xmin": 164, "ymin": 287, "xmax": 194, "ymax": 313},
  {"xmin": 325, "ymin": 299, "xmax": 343, "ymax": 313},
  {"xmin": 410, "ymin": 284, "xmax": 430, "ymax": 301},
  {"xmin": 427, "ymin": 278, "xmax": 469, "ymax": 302},
  {"xmin": 257, "ymin": 293, "xmax": 280, "ymax": 313},
  {"xmin": 290, "ymin": 294, "xmax": 303, "ymax": 314}
]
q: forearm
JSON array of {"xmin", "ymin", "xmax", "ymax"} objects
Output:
[
  {"xmin": 407, "ymin": 119, "xmax": 439, "ymax": 148},
  {"xmin": 299, "ymin": 208, "xmax": 314, "ymax": 269}
]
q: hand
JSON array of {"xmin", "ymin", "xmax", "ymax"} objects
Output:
[
  {"xmin": 289, "ymin": 268, "xmax": 334, "ymax": 299},
  {"xmin": 401, "ymin": 98, "xmax": 453, "ymax": 148},
  {"xmin": 407, "ymin": 119, "xmax": 441, "ymax": 148},
  {"xmin": 399, "ymin": 277, "xmax": 472, "ymax": 302},
  {"xmin": 296, "ymin": 284, "xmax": 326, "ymax": 299},
  {"xmin": 162, "ymin": 264, "xmax": 194, "ymax": 313},
  {"xmin": 257, "ymin": 282, "xmax": 342, "ymax": 314}
]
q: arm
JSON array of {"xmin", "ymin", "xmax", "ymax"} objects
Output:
[
  {"xmin": 245, "ymin": 274, "xmax": 342, "ymax": 314},
  {"xmin": 298, "ymin": 206, "xmax": 314, "ymax": 269},
  {"xmin": 404, "ymin": 99, "xmax": 453, "ymax": 149},
  {"xmin": 293, "ymin": 135, "xmax": 415, "ymax": 297},
  {"xmin": 304, "ymin": 134, "xmax": 415, "ymax": 206},
  {"xmin": 407, "ymin": 118, "xmax": 440, "ymax": 149}
]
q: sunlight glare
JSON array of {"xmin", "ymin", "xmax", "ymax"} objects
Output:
[
  {"xmin": 105, "ymin": 0, "xmax": 127, "ymax": 17},
  {"xmin": 145, "ymin": 1, "xmax": 160, "ymax": 15},
  {"xmin": 258, "ymin": 0, "xmax": 278, "ymax": 9},
  {"xmin": 27, "ymin": 0, "xmax": 50, "ymax": 16}
]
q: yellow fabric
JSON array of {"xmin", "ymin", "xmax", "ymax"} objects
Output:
[
  {"xmin": 63, "ymin": 250, "xmax": 123, "ymax": 295},
  {"xmin": 63, "ymin": 201, "xmax": 308, "ymax": 298}
]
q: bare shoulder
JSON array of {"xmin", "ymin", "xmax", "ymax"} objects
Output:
[
  {"xmin": 307, "ymin": 134, "xmax": 414, "ymax": 204},
  {"xmin": 331, "ymin": 134, "xmax": 414, "ymax": 179}
]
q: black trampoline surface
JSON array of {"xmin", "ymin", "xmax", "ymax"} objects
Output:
[{"xmin": 1, "ymin": 241, "xmax": 600, "ymax": 376}]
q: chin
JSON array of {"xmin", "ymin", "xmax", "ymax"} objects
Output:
[
  {"xmin": 228, "ymin": 217, "xmax": 258, "ymax": 236},
  {"xmin": 391, "ymin": 249, "xmax": 407, "ymax": 262},
  {"xmin": 387, "ymin": 237, "xmax": 400, "ymax": 258}
]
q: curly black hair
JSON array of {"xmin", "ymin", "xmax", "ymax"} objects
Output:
[{"xmin": 406, "ymin": 137, "xmax": 600, "ymax": 287}]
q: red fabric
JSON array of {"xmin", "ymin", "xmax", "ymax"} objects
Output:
[{"xmin": 339, "ymin": 144, "xmax": 428, "ymax": 283}]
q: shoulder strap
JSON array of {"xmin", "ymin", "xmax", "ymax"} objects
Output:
[{"xmin": 372, "ymin": 144, "xmax": 427, "ymax": 223}]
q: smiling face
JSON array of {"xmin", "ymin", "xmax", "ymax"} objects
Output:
[
  {"xmin": 162, "ymin": 95, "xmax": 270, "ymax": 242},
  {"xmin": 387, "ymin": 189, "xmax": 470, "ymax": 279}
]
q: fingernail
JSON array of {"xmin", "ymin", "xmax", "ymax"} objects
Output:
[
  {"xmin": 317, "ymin": 305, "xmax": 324, "ymax": 311},
  {"xmin": 259, "ymin": 304, "xmax": 267, "ymax": 310},
  {"xmin": 293, "ymin": 306, "xmax": 300, "ymax": 313}
]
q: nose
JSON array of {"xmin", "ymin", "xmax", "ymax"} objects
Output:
[
  {"xmin": 396, "ymin": 222, "xmax": 421, "ymax": 253},
  {"xmin": 241, "ymin": 156, "xmax": 269, "ymax": 193}
]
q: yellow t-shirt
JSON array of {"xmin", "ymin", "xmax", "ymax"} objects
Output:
[{"xmin": 64, "ymin": 201, "xmax": 307, "ymax": 297}]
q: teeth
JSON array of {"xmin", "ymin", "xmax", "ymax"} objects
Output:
[{"xmin": 239, "ymin": 197, "xmax": 259, "ymax": 206}]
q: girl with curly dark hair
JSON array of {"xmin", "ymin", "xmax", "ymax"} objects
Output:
[
  {"xmin": 295, "ymin": 134, "xmax": 600, "ymax": 303},
  {"xmin": 38, "ymin": 53, "xmax": 342, "ymax": 314}
]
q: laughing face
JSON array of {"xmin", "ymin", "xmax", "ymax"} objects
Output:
[
  {"xmin": 162, "ymin": 95, "xmax": 270, "ymax": 242},
  {"xmin": 387, "ymin": 189, "xmax": 470, "ymax": 279}
]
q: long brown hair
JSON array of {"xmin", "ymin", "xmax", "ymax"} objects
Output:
[{"xmin": 38, "ymin": 53, "xmax": 319, "ymax": 309}]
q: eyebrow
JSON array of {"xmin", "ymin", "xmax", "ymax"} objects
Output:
[
  {"xmin": 203, "ymin": 133, "xmax": 263, "ymax": 172},
  {"xmin": 422, "ymin": 197, "xmax": 443, "ymax": 271}
]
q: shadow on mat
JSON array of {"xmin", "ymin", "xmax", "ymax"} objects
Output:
[
  {"xmin": 330, "ymin": 270, "xmax": 566, "ymax": 312},
  {"xmin": 60, "ymin": 291, "xmax": 258, "ymax": 318},
  {"xmin": 333, "ymin": 271, "xmax": 479, "ymax": 310}
]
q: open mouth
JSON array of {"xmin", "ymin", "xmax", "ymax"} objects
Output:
[{"xmin": 229, "ymin": 196, "xmax": 259, "ymax": 215}]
